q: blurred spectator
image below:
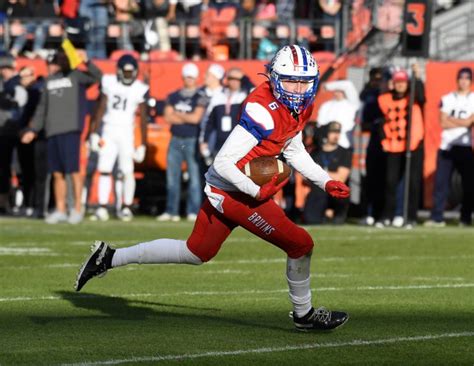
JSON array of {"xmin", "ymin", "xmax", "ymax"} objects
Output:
[
  {"xmin": 59, "ymin": 0, "xmax": 85, "ymax": 46},
  {"xmin": 375, "ymin": 0, "xmax": 403, "ymax": 33},
  {"xmin": 199, "ymin": 64, "xmax": 224, "ymax": 125},
  {"xmin": 145, "ymin": 0, "xmax": 172, "ymax": 51},
  {"xmin": 15, "ymin": 66, "xmax": 40, "ymax": 216},
  {"xmin": 317, "ymin": 79, "xmax": 360, "ymax": 150},
  {"xmin": 240, "ymin": 73, "xmax": 255, "ymax": 94},
  {"xmin": 346, "ymin": 0, "xmax": 371, "ymax": 48},
  {"xmin": 0, "ymin": 7, "xmax": 6, "ymax": 51},
  {"xmin": 318, "ymin": 0, "xmax": 341, "ymax": 16},
  {"xmin": 303, "ymin": 121, "xmax": 351, "ymax": 224},
  {"xmin": 425, "ymin": 67, "xmax": 474, "ymax": 227},
  {"xmin": 255, "ymin": 0, "xmax": 276, "ymax": 21},
  {"xmin": 238, "ymin": 0, "xmax": 257, "ymax": 20},
  {"xmin": 22, "ymin": 49, "xmax": 102, "ymax": 224},
  {"xmin": 166, "ymin": 0, "xmax": 205, "ymax": 58},
  {"xmin": 198, "ymin": 63, "xmax": 224, "ymax": 169},
  {"xmin": 59, "ymin": 0, "xmax": 80, "ymax": 19},
  {"xmin": 200, "ymin": 2, "xmax": 237, "ymax": 59},
  {"xmin": 28, "ymin": 0, "xmax": 59, "ymax": 59},
  {"xmin": 276, "ymin": 0, "xmax": 295, "ymax": 22},
  {"xmin": 0, "ymin": 53, "xmax": 27, "ymax": 214},
  {"xmin": 375, "ymin": 66, "xmax": 425, "ymax": 228},
  {"xmin": 256, "ymin": 31, "xmax": 279, "ymax": 60},
  {"xmin": 114, "ymin": 0, "xmax": 140, "ymax": 51},
  {"xmin": 293, "ymin": 122, "xmax": 318, "ymax": 219},
  {"xmin": 5, "ymin": 0, "xmax": 33, "ymax": 57},
  {"xmin": 18, "ymin": 67, "xmax": 47, "ymax": 218},
  {"xmin": 315, "ymin": 0, "xmax": 341, "ymax": 51},
  {"xmin": 167, "ymin": 0, "xmax": 204, "ymax": 20},
  {"xmin": 156, "ymin": 63, "xmax": 207, "ymax": 222},
  {"xmin": 5, "ymin": 0, "xmax": 58, "ymax": 59},
  {"xmin": 200, "ymin": 67, "xmax": 248, "ymax": 162},
  {"xmin": 358, "ymin": 67, "xmax": 387, "ymax": 225},
  {"xmin": 80, "ymin": 0, "xmax": 110, "ymax": 59}
]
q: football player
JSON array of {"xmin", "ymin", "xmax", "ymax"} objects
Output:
[
  {"xmin": 76, "ymin": 45, "xmax": 351, "ymax": 331},
  {"xmin": 88, "ymin": 54, "xmax": 149, "ymax": 221}
]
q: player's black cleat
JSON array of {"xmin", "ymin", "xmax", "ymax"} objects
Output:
[
  {"xmin": 75, "ymin": 241, "xmax": 115, "ymax": 291},
  {"xmin": 292, "ymin": 306, "xmax": 349, "ymax": 331}
]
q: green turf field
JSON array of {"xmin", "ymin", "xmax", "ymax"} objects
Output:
[{"xmin": 0, "ymin": 217, "xmax": 473, "ymax": 365}]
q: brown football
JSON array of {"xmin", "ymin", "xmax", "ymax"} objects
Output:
[{"xmin": 240, "ymin": 156, "xmax": 292, "ymax": 186}]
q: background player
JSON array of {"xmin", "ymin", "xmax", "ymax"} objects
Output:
[
  {"xmin": 88, "ymin": 54, "xmax": 149, "ymax": 221},
  {"xmin": 425, "ymin": 67, "xmax": 474, "ymax": 227},
  {"xmin": 76, "ymin": 45, "xmax": 351, "ymax": 331}
]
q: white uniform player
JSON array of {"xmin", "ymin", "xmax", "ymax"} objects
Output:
[
  {"xmin": 439, "ymin": 91, "xmax": 474, "ymax": 150},
  {"xmin": 425, "ymin": 67, "xmax": 474, "ymax": 227},
  {"xmin": 89, "ymin": 55, "xmax": 149, "ymax": 221},
  {"xmin": 317, "ymin": 80, "xmax": 360, "ymax": 149}
]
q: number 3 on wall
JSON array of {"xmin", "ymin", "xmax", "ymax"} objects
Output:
[{"xmin": 406, "ymin": 3, "xmax": 425, "ymax": 36}]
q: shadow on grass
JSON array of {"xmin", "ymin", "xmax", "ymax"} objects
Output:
[{"xmin": 29, "ymin": 291, "xmax": 289, "ymax": 332}]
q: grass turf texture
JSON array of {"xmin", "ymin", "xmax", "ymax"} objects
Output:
[{"xmin": 0, "ymin": 217, "xmax": 473, "ymax": 365}]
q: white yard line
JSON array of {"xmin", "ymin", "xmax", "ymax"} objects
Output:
[
  {"xmin": 208, "ymin": 254, "xmax": 474, "ymax": 265},
  {"xmin": 0, "ymin": 262, "xmax": 465, "ymax": 282},
  {"xmin": 0, "ymin": 247, "xmax": 57, "ymax": 256},
  {"xmin": 61, "ymin": 331, "xmax": 474, "ymax": 366},
  {"xmin": 1, "ymin": 283, "xmax": 473, "ymax": 303}
]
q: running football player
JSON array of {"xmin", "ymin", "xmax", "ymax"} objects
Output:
[
  {"xmin": 76, "ymin": 45, "xmax": 351, "ymax": 331},
  {"xmin": 89, "ymin": 54, "xmax": 149, "ymax": 222}
]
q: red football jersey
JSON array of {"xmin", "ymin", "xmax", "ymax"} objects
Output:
[{"xmin": 236, "ymin": 81, "xmax": 314, "ymax": 170}]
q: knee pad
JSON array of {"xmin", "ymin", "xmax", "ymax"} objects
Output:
[
  {"xmin": 186, "ymin": 241, "xmax": 218, "ymax": 263},
  {"xmin": 186, "ymin": 235, "xmax": 223, "ymax": 263},
  {"xmin": 287, "ymin": 227, "xmax": 314, "ymax": 259}
]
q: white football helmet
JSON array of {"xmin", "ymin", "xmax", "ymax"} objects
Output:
[{"xmin": 268, "ymin": 45, "xmax": 319, "ymax": 114}]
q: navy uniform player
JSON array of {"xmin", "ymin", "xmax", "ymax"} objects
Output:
[{"xmin": 89, "ymin": 55, "xmax": 149, "ymax": 221}]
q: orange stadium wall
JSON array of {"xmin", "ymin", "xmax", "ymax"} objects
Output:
[
  {"xmin": 17, "ymin": 58, "xmax": 474, "ymax": 209},
  {"xmin": 424, "ymin": 61, "xmax": 474, "ymax": 208},
  {"xmin": 16, "ymin": 58, "xmax": 345, "ymax": 169},
  {"xmin": 16, "ymin": 58, "xmax": 345, "ymax": 205},
  {"xmin": 16, "ymin": 58, "xmax": 344, "ymax": 107}
]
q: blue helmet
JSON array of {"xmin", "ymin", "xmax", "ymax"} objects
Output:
[
  {"xmin": 268, "ymin": 45, "xmax": 319, "ymax": 114},
  {"xmin": 117, "ymin": 54, "xmax": 138, "ymax": 85}
]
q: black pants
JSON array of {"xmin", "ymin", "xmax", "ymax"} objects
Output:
[
  {"xmin": 17, "ymin": 142, "xmax": 36, "ymax": 208},
  {"xmin": 431, "ymin": 146, "xmax": 474, "ymax": 224},
  {"xmin": 0, "ymin": 135, "xmax": 17, "ymax": 194},
  {"xmin": 382, "ymin": 146, "xmax": 423, "ymax": 222},
  {"xmin": 304, "ymin": 186, "xmax": 349, "ymax": 225},
  {"xmin": 365, "ymin": 143, "xmax": 387, "ymax": 220},
  {"xmin": 34, "ymin": 138, "xmax": 49, "ymax": 214}
]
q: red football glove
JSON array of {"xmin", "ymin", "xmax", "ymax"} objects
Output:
[
  {"xmin": 256, "ymin": 175, "xmax": 290, "ymax": 201},
  {"xmin": 325, "ymin": 180, "xmax": 350, "ymax": 199}
]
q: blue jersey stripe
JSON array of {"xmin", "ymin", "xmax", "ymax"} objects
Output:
[{"xmin": 239, "ymin": 109, "xmax": 273, "ymax": 143}]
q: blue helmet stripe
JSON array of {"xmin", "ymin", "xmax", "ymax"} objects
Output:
[{"xmin": 300, "ymin": 46, "xmax": 308, "ymax": 72}]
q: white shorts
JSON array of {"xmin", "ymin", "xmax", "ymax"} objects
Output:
[{"xmin": 97, "ymin": 125, "xmax": 135, "ymax": 174}]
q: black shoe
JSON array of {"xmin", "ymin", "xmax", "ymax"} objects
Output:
[
  {"xmin": 75, "ymin": 241, "xmax": 115, "ymax": 291},
  {"xmin": 292, "ymin": 307, "xmax": 349, "ymax": 331}
]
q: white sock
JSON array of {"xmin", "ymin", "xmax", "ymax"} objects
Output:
[
  {"xmin": 115, "ymin": 178, "xmax": 123, "ymax": 211},
  {"xmin": 111, "ymin": 239, "xmax": 202, "ymax": 267},
  {"xmin": 98, "ymin": 174, "xmax": 112, "ymax": 206},
  {"xmin": 122, "ymin": 173, "xmax": 135, "ymax": 206},
  {"xmin": 287, "ymin": 253, "xmax": 312, "ymax": 318}
]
